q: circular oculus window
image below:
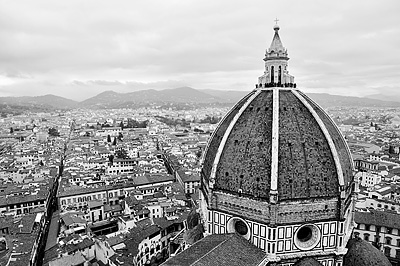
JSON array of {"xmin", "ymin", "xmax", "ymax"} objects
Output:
[
  {"xmin": 234, "ymin": 220, "xmax": 248, "ymax": 236},
  {"xmin": 294, "ymin": 224, "xmax": 321, "ymax": 250},
  {"xmin": 227, "ymin": 217, "xmax": 251, "ymax": 240}
]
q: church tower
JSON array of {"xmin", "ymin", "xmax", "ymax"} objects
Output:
[{"xmin": 199, "ymin": 24, "xmax": 357, "ymax": 266}]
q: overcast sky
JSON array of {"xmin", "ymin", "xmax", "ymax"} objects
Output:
[{"xmin": 1, "ymin": 0, "xmax": 399, "ymax": 101}]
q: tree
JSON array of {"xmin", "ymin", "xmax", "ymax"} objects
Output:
[
  {"xmin": 112, "ymin": 137, "xmax": 117, "ymax": 145},
  {"xmin": 107, "ymin": 134, "xmax": 111, "ymax": 142},
  {"xmin": 195, "ymin": 149, "xmax": 202, "ymax": 159},
  {"xmin": 389, "ymin": 145, "xmax": 396, "ymax": 154},
  {"xmin": 48, "ymin": 127, "xmax": 60, "ymax": 137},
  {"xmin": 10, "ymin": 127, "xmax": 13, "ymax": 134},
  {"xmin": 115, "ymin": 149, "xmax": 129, "ymax": 159},
  {"xmin": 120, "ymin": 121, "xmax": 124, "ymax": 130},
  {"xmin": 108, "ymin": 154, "xmax": 114, "ymax": 164},
  {"xmin": 117, "ymin": 132, "xmax": 123, "ymax": 141},
  {"xmin": 127, "ymin": 118, "xmax": 148, "ymax": 128}
]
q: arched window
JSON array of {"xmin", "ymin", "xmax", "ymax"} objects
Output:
[
  {"xmin": 278, "ymin": 66, "xmax": 282, "ymax": 84},
  {"xmin": 364, "ymin": 233, "xmax": 370, "ymax": 241},
  {"xmin": 384, "ymin": 247, "xmax": 391, "ymax": 256},
  {"xmin": 271, "ymin": 66, "xmax": 275, "ymax": 83}
]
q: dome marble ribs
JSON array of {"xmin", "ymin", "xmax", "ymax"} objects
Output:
[
  {"xmin": 215, "ymin": 90, "xmax": 273, "ymax": 199},
  {"xmin": 277, "ymin": 90, "xmax": 339, "ymax": 200},
  {"xmin": 201, "ymin": 89, "xmax": 353, "ymax": 203},
  {"xmin": 201, "ymin": 91, "xmax": 256, "ymax": 182}
]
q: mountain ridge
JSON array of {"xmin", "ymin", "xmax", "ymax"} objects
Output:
[
  {"xmin": 79, "ymin": 87, "xmax": 222, "ymax": 108},
  {"xmin": 0, "ymin": 94, "xmax": 79, "ymax": 109},
  {"xmin": 1, "ymin": 88, "xmax": 400, "ymax": 110},
  {"xmin": 365, "ymin": 93, "xmax": 400, "ymax": 103}
]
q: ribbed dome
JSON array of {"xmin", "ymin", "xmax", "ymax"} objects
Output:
[{"xmin": 202, "ymin": 88, "xmax": 353, "ymax": 202}]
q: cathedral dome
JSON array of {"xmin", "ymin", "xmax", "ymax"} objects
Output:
[
  {"xmin": 202, "ymin": 88, "xmax": 353, "ymax": 203},
  {"xmin": 197, "ymin": 24, "xmax": 358, "ymax": 266}
]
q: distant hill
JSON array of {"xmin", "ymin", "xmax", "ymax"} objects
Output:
[
  {"xmin": 365, "ymin": 93, "xmax": 400, "ymax": 103},
  {"xmin": 306, "ymin": 93, "xmax": 400, "ymax": 108},
  {"xmin": 199, "ymin": 89, "xmax": 248, "ymax": 103},
  {"xmin": 79, "ymin": 87, "xmax": 222, "ymax": 108},
  {"xmin": 199, "ymin": 90, "xmax": 400, "ymax": 108},
  {"xmin": 3, "ymin": 88, "xmax": 400, "ymax": 112},
  {"xmin": 0, "ymin": 94, "xmax": 78, "ymax": 109}
]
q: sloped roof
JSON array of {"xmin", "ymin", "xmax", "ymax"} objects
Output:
[
  {"xmin": 269, "ymin": 27, "xmax": 284, "ymax": 52},
  {"xmin": 355, "ymin": 210, "xmax": 400, "ymax": 229},
  {"xmin": 293, "ymin": 257, "xmax": 323, "ymax": 266},
  {"xmin": 48, "ymin": 252, "xmax": 86, "ymax": 266},
  {"xmin": 61, "ymin": 214, "xmax": 86, "ymax": 227},
  {"xmin": 161, "ymin": 233, "xmax": 265, "ymax": 266}
]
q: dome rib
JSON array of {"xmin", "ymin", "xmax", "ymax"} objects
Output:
[
  {"xmin": 270, "ymin": 88, "xmax": 280, "ymax": 197},
  {"xmin": 298, "ymin": 91, "xmax": 354, "ymax": 187},
  {"xmin": 214, "ymin": 90, "xmax": 274, "ymax": 199},
  {"xmin": 277, "ymin": 90, "xmax": 339, "ymax": 200},
  {"xmin": 209, "ymin": 90, "xmax": 262, "ymax": 188},
  {"xmin": 201, "ymin": 91, "xmax": 255, "ymax": 181},
  {"xmin": 292, "ymin": 90, "xmax": 345, "ymax": 191}
]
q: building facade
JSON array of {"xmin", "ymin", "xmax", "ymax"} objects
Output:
[{"xmin": 354, "ymin": 210, "xmax": 400, "ymax": 265}]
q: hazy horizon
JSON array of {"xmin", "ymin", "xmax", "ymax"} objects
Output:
[{"xmin": 1, "ymin": 86, "xmax": 397, "ymax": 104}]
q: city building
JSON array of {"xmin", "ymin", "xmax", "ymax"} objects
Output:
[{"xmin": 354, "ymin": 210, "xmax": 400, "ymax": 265}]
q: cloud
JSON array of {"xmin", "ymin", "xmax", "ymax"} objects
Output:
[{"xmin": 0, "ymin": 0, "xmax": 400, "ymax": 99}]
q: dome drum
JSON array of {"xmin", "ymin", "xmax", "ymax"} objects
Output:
[
  {"xmin": 208, "ymin": 190, "xmax": 272, "ymax": 225},
  {"xmin": 207, "ymin": 189, "xmax": 341, "ymax": 226}
]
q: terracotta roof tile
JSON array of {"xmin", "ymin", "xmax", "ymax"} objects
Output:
[{"xmin": 161, "ymin": 233, "xmax": 265, "ymax": 266}]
